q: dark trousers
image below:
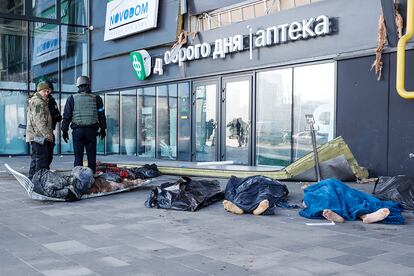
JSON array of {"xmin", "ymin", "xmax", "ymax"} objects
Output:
[
  {"xmin": 72, "ymin": 127, "xmax": 97, "ymax": 173},
  {"xmin": 29, "ymin": 142, "xmax": 52, "ymax": 180},
  {"xmin": 48, "ymin": 139, "xmax": 55, "ymax": 167}
]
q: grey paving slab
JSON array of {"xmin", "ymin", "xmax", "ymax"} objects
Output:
[
  {"xmin": 327, "ymin": 254, "xmax": 371, "ymax": 266},
  {"xmin": 1, "ymin": 156, "xmax": 414, "ymax": 275}
]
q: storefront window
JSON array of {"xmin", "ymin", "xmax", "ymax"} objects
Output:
[
  {"xmin": 121, "ymin": 90, "xmax": 137, "ymax": 155},
  {"xmin": 61, "ymin": 0, "xmax": 88, "ymax": 26},
  {"xmin": 60, "ymin": 93, "xmax": 73, "ymax": 154},
  {"xmin": 256, "ymin": 68, "xmax": 292, "ymax": 166},
  {"xmin": 29, "ymin": 22, "xmax": 59, "ymax": 90},
  {"xmin": 0, "ymin": 91, "xmax": 27, "ymax": 154},
  {"xmin": 293, "ymin": 62, "xmax": 335, "ymax": 160},
  {"xmin": 138, "ymin": 87, "xmax": 156, "ymax": 158},
  {"xmin": 157, "ymin": 84, "xmax": 177, "ymax": 160},
  {"xmin": 106, "ymin": 92, "xmax": 120, "ymax": 154},
  {"xmin": 178, "ymin": 82, "xmax": 191, "ymax": 161},
  {"xmin": 0, "ymin": 1, "xmax": 25, "ymax": 15},
  {"xmin": 32, "ymin": 0, "xmax": 57, "ymax": 19},
  {"xmin": 194, "ymin": 81, "xmax": 218, "ymax": 162},
  {"xmin": 61, "ymin": 26, "xmax": 88, "ymax": 92},
  {"xmin": 0, "ymin": 19, "xmax": 28, "ymax": 90}
]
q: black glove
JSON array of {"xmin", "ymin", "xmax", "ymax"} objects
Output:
[
  {"xmin": 99, "ymin": 129, "xmax": 106, "ymax": 140},
  {"xmin": 62, "ymin": 131, "xmax": 69, "ymax": 143}
]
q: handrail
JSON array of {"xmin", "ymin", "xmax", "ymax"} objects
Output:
[{"xmin": 396, "ymin": 0, "xmax": 414, "ymax": 99}]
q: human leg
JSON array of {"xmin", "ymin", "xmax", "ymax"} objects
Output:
[
  {"xmin": 223, "ymin": 200, "xmax": 244, "ymax": 214},
  {"xmin": 322, "ymin": 209, "xmax": 344, "ymax": 223},
  {"xmin": 32, "ymin": 142, "xmax": 50, "ymax": 173},
  {"xmin": 84, "ymin": 127, "xmax": 97, "ymax": 173},
  {"xmin": 360, "ymin": 208, "xmax": 390, "ymax": 224},
  {"xmin": 253, "ymin": 200, "xmax": 270, "ymax": 215},
  {"xmin": 72, "ymin": 129, "xmax": 85, "ymax": 167},
  {"xmin": 28, "ymin": 143, "xmax": 37, "ymax": 180}
]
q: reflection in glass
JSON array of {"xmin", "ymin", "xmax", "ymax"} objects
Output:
[
  {"xmin": 96, "ymin": 93, "xmax": 105, "ymax": 154},
  {"xmin": 121, "ymin": 90, "xmax": 137, "ymax": 155},
  {"xmin": 225, "ymin": 79, "xmax": 250, "ymax": 165},
  {"xmin": 61, "ymin": 0, "xmax": 88, "ymax": 26},
  {"xmin": 157, "ymin": 85, "xmax": 177, "ymax": 160},
  {"xmin": 106, "ymin": 92, "xmax": 120, "ymax": 154},
  {"xmin": 0, "ymin": 91, "xmax": 27, "ymax": 154},
  {"xmin": 178, "ymin": 83, "xmax": 191, "ymax": 161},
  {"xmin": 0, "ymin": 19, "xmax": 28, "ymax": 90},
  {"xmin": 32, "ymin": 0, "xmax": 57, "ymax": 19},
  {"xmin": 29, "ymin": 22, "xmax": 59, "ymax": 90},
  {"xmin": 61, "ymin": 26, "xmax": 88, "ymax": 92},
  {"xmin": 256, "ymin": 69, "xmax": 292, "ymax": 166},
  {"xmin": 60, "ymin": 94, "xmax": 74, "ymax": 153},
  {"xmin": 138, "ymin": 87, "xmax": 156, "ymax": 158},
  {"xmin": 0, "ymin": 1, "xmax": 25, "ymax": 15},
  {"xmin": 195, "ymin": 82, "xmax": 217, "ymax": 162},
  {"xmin": 293, "ymin": 62, "xmax": 335, "ymax": 160}
]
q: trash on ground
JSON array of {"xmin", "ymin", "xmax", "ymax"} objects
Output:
[
  {"xmin": 305, "ymin": 221, "xmax": 336, "ymax": 226},
  {"xmin": 300, "ymin": 178, "xmax": 405, "ymax": 224},
  {"xmin": 373, "ymin": 175, "xmax": 414, "ymax": 210},
  {"xmin": 96, "ymin": 162, "xmax": 161, "ymax": 180},
  {"xmin": 114, "ymin": 137, "xmax": 368, "ymax": 181},
  {"xmin": 145, "ymin": 176, "xmax": 223, "ymax": 211},
  {"xmin": 224, "ymin": 175, "xmax": 295, "ymax": 215}
]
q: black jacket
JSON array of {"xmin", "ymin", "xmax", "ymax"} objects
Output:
[
  {"xmin": 48, "ymin": 94, "xmax": 62, "ymax": 130},
  {"xmin": 61, "ymin": 88, "xmax": 106, "ymax": 132}
]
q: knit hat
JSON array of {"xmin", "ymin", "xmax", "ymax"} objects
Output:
[{"xmin": 37, "ymin": 81, "xmax": 50, "ymax": 92}]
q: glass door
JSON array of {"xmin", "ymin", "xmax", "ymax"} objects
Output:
[
  {"xmin": 222, "ymin": 76, "xmax": 252, "ymax": 165},
  {"xmin": 193, "ymin": 80, "xmax": 219, "ymax": 162}
]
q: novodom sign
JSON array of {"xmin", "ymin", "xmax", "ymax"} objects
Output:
[
  {"xmin": 104, "ymin": 0, "xmax": 159, "ymax": 41},
  {"xmin": 133, "ymin": 15, "xmax": 334, "ymax": 79}
]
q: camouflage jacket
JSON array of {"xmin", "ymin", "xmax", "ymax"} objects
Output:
[{"xmin": 26, "ymin": 93, "xmax": 53, "ymax": 143}]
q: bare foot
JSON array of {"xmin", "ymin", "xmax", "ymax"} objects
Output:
[
  {"xmin": 361, "ymin": 208, "xmax": 390, "ymax": 224},
  {"xmin": 223, "ymin": 200, "xmax": 244, "ymax": 215},
  {"xmin": 253, "ymin": 200, "xmax": 269, "ymax": 216},
  {"xmin": 322, "ymin": 209, "xmax": 344, "ymax": 223}
]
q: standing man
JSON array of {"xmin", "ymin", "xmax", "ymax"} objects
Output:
[
  {"xmin": 61, "ymin": 76, "xmax": 106, "ymax": 173},
  {"xmin": 26, "ymin": 82, "xmax": 54, "ymax": 180},
  {"xmin": 45, "ymin": 80, "xmax": 62, "ymax": 166}
]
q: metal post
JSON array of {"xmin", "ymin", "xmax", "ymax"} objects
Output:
[{"xmin": 306, "ymin": 114, "xmax": 322, "ymax": 182}]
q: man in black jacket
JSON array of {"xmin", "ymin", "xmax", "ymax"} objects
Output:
[
  {"xmin": 45, "ymin": 80, "xmax": 62, "ymax": 166},
  {"xmin": 61, "ymin": 76, "xmax": 106, "ymax": 173}
]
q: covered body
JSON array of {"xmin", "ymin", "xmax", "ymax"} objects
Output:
[{"xmin": 300, "ymin": 178, "xmax": 405, "ymax": 224}]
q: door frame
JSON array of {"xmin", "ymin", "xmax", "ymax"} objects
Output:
[
  {"xmin": 221, "ymin": 74, "xmax": 254, "ymax": 165},
  {"xmin": 191, "ymin": 77, "xmax": 221, "ymax": 162}
]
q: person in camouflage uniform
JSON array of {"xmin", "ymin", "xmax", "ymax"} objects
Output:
[{"xmin": 26, "ymin": 81, "xmax": 54, "ymax": 180}]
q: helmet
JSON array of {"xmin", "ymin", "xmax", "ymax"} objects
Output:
[{"xmin": 76, "ymin": 76, "xmax": 90, "ymax": 87}]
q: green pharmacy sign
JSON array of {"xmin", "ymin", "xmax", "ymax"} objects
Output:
[{"xmin": 130, "ymin": 50, "xmax": 151, "ymax": 80}]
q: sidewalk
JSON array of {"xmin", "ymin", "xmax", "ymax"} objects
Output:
[{"xmin": 0, "ymin": 156, "xmax": 413, "ymax": 276}]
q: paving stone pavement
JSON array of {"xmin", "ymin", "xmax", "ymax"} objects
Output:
[{"xmin": 0, "ymin": 156, "xmax": 413, "ymax": 276}]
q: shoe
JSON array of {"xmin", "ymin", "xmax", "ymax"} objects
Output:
[
  {"xmin": 67, "ymin": 185, "xmax": 81, "ymax": 200},
  {"xmin": 94, "ymin": 172, "xmax": 103, "ymax": 178}
]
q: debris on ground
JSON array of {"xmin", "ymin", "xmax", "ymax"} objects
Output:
[
  {"xmin": 373, "ymin": 175, "xmax": 414, "ymax": 210},
  {"xmin": 145, "ymin": 176, "xmax": 223, "ymax": 211}
]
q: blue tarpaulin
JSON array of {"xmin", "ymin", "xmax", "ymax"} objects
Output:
[{"xmin": 299, "ymin": 178, "xmax": 404, "ymax": 224}]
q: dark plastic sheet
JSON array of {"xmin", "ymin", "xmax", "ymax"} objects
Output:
[
  {"xmin": 374, "ymin": 176, "xmax": 414, "ymax": 210},
  {"xmin": 145, "ymin": 176, "xmax": 223, "ymax": 211},
  {"xmin": 224, "ymin": 175, "xmax": 290, "ymax": 215}
]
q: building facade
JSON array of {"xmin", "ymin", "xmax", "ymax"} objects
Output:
[{"xmin": 1, "ymin": 0, "xmax": 414, "ymax": 177}]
